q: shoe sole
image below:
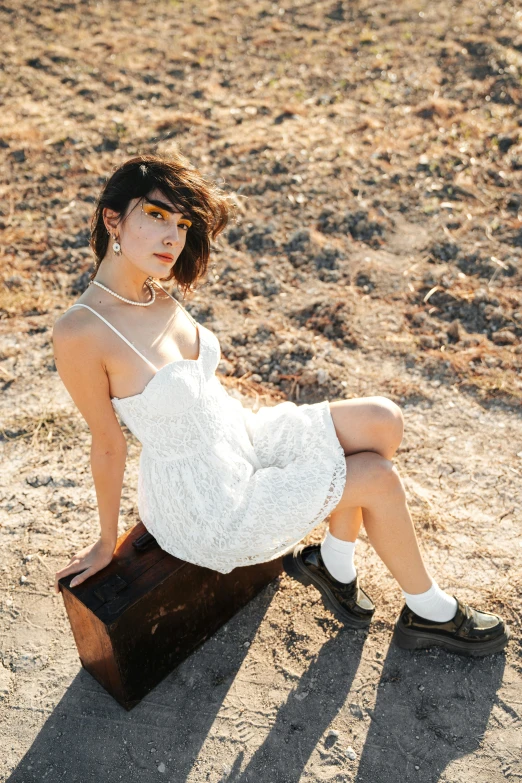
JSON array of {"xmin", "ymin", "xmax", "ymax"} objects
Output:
[
  {"xmin": 392, "ymin": 621, "xmax": 511, "ymax": 657},
  {"xmin": 282, "ymin": 547, "xmax": 373, "ymax": 629}
]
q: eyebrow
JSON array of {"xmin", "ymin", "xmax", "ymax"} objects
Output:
[{"xmin": 143, "ymin": 197, "xmax": 191, "ymax": 218}]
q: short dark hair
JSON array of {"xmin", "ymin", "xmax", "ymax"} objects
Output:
[{"xmin": 89, "ymin": 152, "xmax": 234, "ymax": 295}]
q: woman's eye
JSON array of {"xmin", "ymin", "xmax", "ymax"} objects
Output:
[
  {"xmin": 143, "ymin": 208, "xmax": 165, "ymax": 220},
  {"xmin": 144, "ymin": 208, "xmax": 191, "ymax": 230}
]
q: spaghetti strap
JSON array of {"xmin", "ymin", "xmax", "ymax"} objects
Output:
[
  {"xmin": 67, "ymin": 304, "xmax": 158, "ymax": 372},
  {"xmin": 153, "ymin": 280, "xmax": 199, "ymax": 328}
]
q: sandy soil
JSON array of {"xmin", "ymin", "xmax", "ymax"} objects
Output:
[{"xmin": 1, "ymin": 0, "xmax": 521, "ymax": 781}]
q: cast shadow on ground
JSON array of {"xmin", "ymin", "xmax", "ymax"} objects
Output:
[
  {"xmin": 225, "ymin": 622, "xmax": 367, "ymax": 783},
  {"xmin": 7, "ymin": 583, "xmax": 278, "ymax": 783},
  {"xmin": 355, "ymin": 641, "xmax": 507, "ymax": 783}
]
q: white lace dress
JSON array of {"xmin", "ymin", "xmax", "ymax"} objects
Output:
[{"xmin": 68, "ymin": 288, "xmax": 347, "ymax": 574}]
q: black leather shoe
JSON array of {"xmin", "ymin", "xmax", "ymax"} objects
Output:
[
  {"xmin": 392, "ymin": 598, "xmax": 511, "ymax": 657},
  {"xmin": 282, "ymin": 543, "xmax": 375, "ymax": 628}
]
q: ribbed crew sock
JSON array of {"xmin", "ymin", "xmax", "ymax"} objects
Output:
[
  {"xmin": 402, "ymin": 578, "xmax": 458, "ymax": 622},
  {"xmin": 320, "ymin": 530, "xmax": 357, "ymax": 584}
]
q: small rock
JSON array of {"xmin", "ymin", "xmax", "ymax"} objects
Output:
[
  {"xmin": 415, "ymin": 765, "xmax": 420, "ymax": 770},
  {"xmin": 345, "ymin": 746, "xmax": 357, "ymax": 760},
  {"xmin": 412, "ymin": 311, "xmax": 427, "ymax": 325},
  {"xmin": 497, "ymin": 134, "xmax": 517, "ymax": 154},
  {"xmin": 20, "ymin": 576, "xmax": 28, "ymax": 584},
  {"xmin": 326, "ymin": 729, "xmax": 339, "ymax": 740},
  {"xmin": 4, "ymin": 274, "xmax": 24, "ymax": 289},
  {"xmin": 11, "ymin": 149, "xmax": 26, "ymax": 163},
  {"xmin": 418, "ymin": 685, "xmax": 425, "ymax": 691},
  {"xmin": 447, "ymin": 320, "xmax": 462, "ymax": 342},
  {"xmin": 243, "ymin": 641, "xmax": 250, "ymax": 648},
  {"xmin": 157, "ymin": 762, "xmax": 166, "ymax": 773},
  {"xmin": 492, "ymin": 329, "xmax": 517, "ymax": 345},
  {"xmin": 26, "ymin": 474, "xmax": 53, "ymax": 488},
  {"xmin": 294, "ymin": 690, "xmax": 309, "ymax": 701},
  {"xmin": 316, "ymin": 368, "xmax": 330, "ymax": 385},
  {"xmin": 349, "ymin": 703, "xmax": 364, "ymax": 719},
  {"xmin": 419, "ymin": 335, "xmax": 440, "ymax": 349}
]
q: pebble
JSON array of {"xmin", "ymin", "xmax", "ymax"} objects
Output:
[
  {"xmin": 157, "ymin": 762, "xmax": 166, "ymax": 773},
  {"xmin": 20, "ymin": 576, "xmax": 28, "ymax": 584},
  {"xmin": 326, "ymin": 729, "xmax": 339, "ymax": 740},
  {"xmin": 243, "ymin": 641, "xmax": 250, "ymax": 648},
  {"xmin": 418, "ymin": 685, "xmax": 425, "ymax": 691},
  {"xmin": 415, "ymin": 765, "xmax": 420, "ymax": 770},
  {"xmin": 345, "ymin": 746, "xmax": 357, "ymax": 760}
]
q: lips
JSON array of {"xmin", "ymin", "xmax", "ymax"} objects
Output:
[{"xmin": 154, "ymin": 253, "xmax": 174, "ymax": 262}]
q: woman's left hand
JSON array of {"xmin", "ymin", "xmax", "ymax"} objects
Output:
[{"xmin": 54, "ymin": 538, "xmax": 116, "ymax": 594}]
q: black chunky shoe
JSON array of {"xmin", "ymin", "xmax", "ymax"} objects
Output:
[
  {"xmin": 282, "ymin": 543, "xmax": 375, "ymax": 628},
  {"xmin": 392, "ymin": 597, "xmax": 511, "ymax": 657}
]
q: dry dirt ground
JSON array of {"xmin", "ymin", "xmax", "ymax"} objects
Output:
[{"xmin": 1, "ymin": 0, "xmax": 522, "ymax": 781}]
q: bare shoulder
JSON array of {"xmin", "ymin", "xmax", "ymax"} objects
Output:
[
  {"xmin": 52, "ymin": 305, "xmax": 125, "ymax": 447},
  {"xmin": 52, "ymin": 301, "xmax": 107, "ymax": 358},
  {"xmin": 53, "ymin": 300, "xmax": 92, "ymax": 336}
]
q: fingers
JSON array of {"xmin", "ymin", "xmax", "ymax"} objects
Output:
[
  {"xmin": 54, "ymin": 560, "xmax": 85, "ymax": 594},
  {"xmin": 70, "ymin": 568, "xmax": 94, "ymax": 588}
]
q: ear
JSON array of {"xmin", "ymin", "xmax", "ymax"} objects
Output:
[{"xmin": 102, "ymin": 206, "xmax": 121, "ymax": 234}]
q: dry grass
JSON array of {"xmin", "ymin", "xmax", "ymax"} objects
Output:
[{"xmin": 0, "ymin": 408, "xmax": 87, "ymax": 448}]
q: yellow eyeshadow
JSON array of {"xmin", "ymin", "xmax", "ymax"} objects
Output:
[
  {"xmin": 144, "ymin": 205, "xmax": 191, "ymax": 227},
  {"xmin": 143, "ymin": 205, "xmax": 166, "ymax": 217}
]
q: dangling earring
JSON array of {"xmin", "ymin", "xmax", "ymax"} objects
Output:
[{"xmin": 111, "ymin": 233, "xmax": 122, "ymax": 256}]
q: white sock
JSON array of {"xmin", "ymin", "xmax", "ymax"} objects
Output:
[
  {"xmin": 320, "ymin": 530, "xmax": 357, "ymax": 584},
  {"xmin": 402, "ymin": 578, "xmax": 458, "ymax": 622}
]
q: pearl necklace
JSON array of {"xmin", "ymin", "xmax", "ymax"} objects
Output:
[{"xmin": 88, "ymin": 277, "xmax": 156, "ymax": 306}]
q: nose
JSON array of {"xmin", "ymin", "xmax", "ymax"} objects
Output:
[
  {"xmin": 167, "ymin": 226, "xmax": 179, "ymax": 245},
  {"xmin": 165, "ymin": 223, "xmax": 179, "ymax": 244}
]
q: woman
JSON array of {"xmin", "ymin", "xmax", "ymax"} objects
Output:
[{"xmin": 52, "ymin": 153, "xmax": 510, "ymax": 658}]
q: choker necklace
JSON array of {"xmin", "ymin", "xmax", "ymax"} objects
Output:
[{"xmin": 88, "ymin": 277, "xmax": 156, "ymax": 306}]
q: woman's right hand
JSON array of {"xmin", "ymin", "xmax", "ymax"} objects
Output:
[{"xmin": 54, "ymin": 538, "xmax": 116, "ymax": 594}]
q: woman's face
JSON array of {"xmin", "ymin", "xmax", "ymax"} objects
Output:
[{"xmin": 104, "ymin": 188, "xmax": 192, "ymax": 277}]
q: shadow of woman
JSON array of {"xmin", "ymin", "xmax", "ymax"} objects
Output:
[
  {"xmin": 227, "ymin": 624, "xmax": 367, "ymax": 783},
  {"xmin": 355, "ymin": 642, "xmax": 507, "ymax": 783}
]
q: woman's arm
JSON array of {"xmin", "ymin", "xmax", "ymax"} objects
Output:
[{"xmin": 51, "ymin": 311, "xmax": 128, "ymax": 592}]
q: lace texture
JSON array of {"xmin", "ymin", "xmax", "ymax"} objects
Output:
[{"xmin": 112, "ymin": 324, "xmax": 347, "ymax": 573}]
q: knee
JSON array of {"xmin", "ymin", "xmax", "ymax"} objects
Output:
[
  {"xmin": 368, "ymin": 396, "xmax": 404, "ymax": 450},
  {"xmin": 352, "ymin": 452, "xmax": 405, "ymax": 498}
]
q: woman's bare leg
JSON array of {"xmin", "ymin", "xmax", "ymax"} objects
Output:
[
  {"xmin": 328, "ymin": 396, "xmax": 406, "ymax": 546},
  {"xmin": 329, "ymin": 452, "xmax": 432, "ymax": 594},
  {"xmin": 329, "ymin": 506, "xmax": 363, "ymax": 543}
]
